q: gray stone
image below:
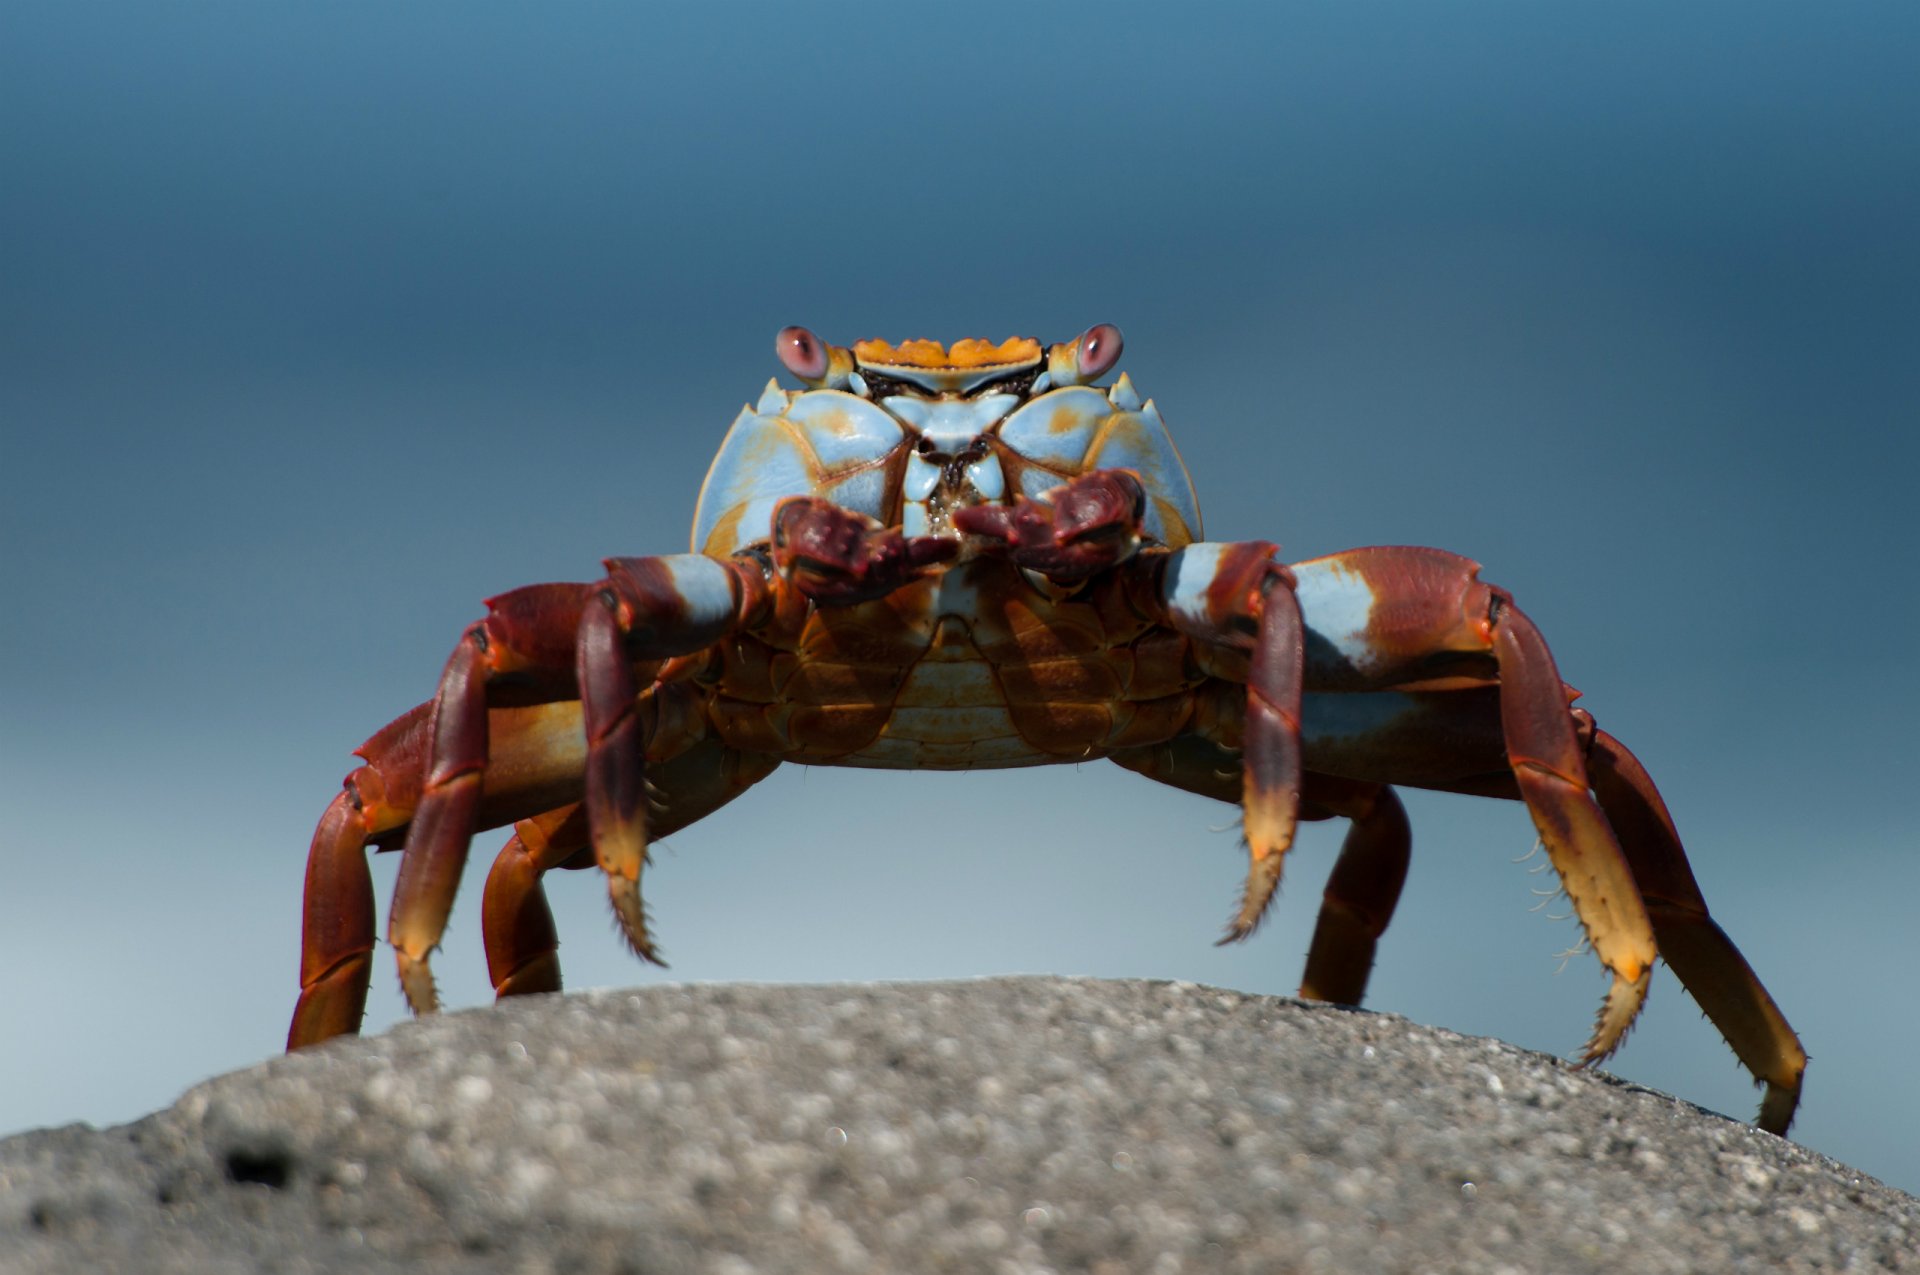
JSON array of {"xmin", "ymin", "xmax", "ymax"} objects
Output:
[{"xmin": 2, "ymin": 978, "xmax": 1913, "ymax": 1273}]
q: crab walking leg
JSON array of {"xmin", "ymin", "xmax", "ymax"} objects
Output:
[
  {"xmin": 480, "ymin": 741, "xmax": 785, "ymax": 1000},
  {"xmin": 1157, "ymin": 542, "xmax": 1305, "ymax": 939},
  {"xmin": 1109, "ymin": 735, "xmax": 1410, "ymax": 1007},
  {"xmin": 289, "ymin": 696, "xmax": 592, "ymax": 1048},
  {"xmin": 289, "ymin": 793, "xmax": 379, "ymax": 1049},
  {"xmin": 1580, "ymin": 725, "xmax": 1806, "ymax": 1133},
  {"xmin": 1235, "ymin": 569, "xmax": 1306, "ymax": 938},
  {"xmin": 1295, "ymin": 776, "xmax": 1412, "ymax": 1007},
  {"xmin": 482, "ymin": 805, "xmax": 591, "ymax": 999},
  {"xmin": 1289, "ymin": 548, "xmax": 1658, "ymax": 1060},
  {"xmin": 388, "ymin": 583, "xmax": 598, "ymax": 1014},
  {"xmin": 389, "ymin": 626, "xmax": 491, "ymax": 1012},
  {"xmin": 1275, "ymin": 678, "xmax": 1801, "ymax": 1132},
  {"xmin": 1488, "ymin": 597, "xmax": 1657, "ymax": 1062},
  {"xmin": 576, "ymin": 554, "xmax": 768, "ymax": 964}
]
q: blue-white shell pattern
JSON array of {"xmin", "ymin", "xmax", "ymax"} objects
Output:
[
  {"xmin": 996, "ymin": 375, "xmax": 1202, "ymax": 548},
  {"xmin": 691, "ymin": 372, "xmax": 1204, "ymax": 557},
  {"xmin": 691, "ymin": 381, "xmax": 907, "ymax": 557}
]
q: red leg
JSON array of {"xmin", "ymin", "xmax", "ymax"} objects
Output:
[
  {"xmin": 482, "ymin": 805, "xmax": 590, "ymax": 999},
  {"xmin": 1112, "ymin": 739, "xmax": 1409, "ymax": 1009},
  {"xmin": 288, "ymin": 792, "xmax": 378, "ymax": 1049},
  {"xmin": 576, "ymin": 555, "xmax": 767, "ymax": 965},
  {"xmin": 1489, "ymin": 597, "xmax": 1656, "ymax": 1063},
  {"xmin": 1344, "ymin": 715, "xmax": 1805, "ymax": 1134},
  {"xmin": 394, "ymin": 557, "xmax": 769, "ymax": 1012},
  {"xmin": 480, "ymin": 740, "xmax": 784, "ymax": 998},
  {"xmin": 1144, "ymin": 542, "xmax": 1305, "ymax": 941},
  {"xmin": 1233, "ymin": 559, "xmax": 1306, "ymax": 940},
  {"xmin": 388, "ymin": 583, "xmax": 597, "ymax": 1014},
  {"xmin": 289, "ymin": 695, "xmax": 595, "ymax": 1049},
  {"xmin": 1285, "ymin": 548, "xmax": 1662, "ymax": 1062},
  {"xmin": 1296, "ymin": 777, "xmax": 1411, "ymax": 1006},
  {"xmin": 1584, "ymin": 725, "xmax": 1806, "ymax": 1134},
  {"xmin": 389, "ymin": 624, "xmax": 492, "ymax": 1012}
]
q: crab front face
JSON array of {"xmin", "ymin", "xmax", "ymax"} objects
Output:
[{"xmin": 690, "ymin": 324, "xmax": 1202, "ymax": 557}]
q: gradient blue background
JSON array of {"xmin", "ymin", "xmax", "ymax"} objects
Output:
[{"xmin": 5, "ymin": 3, "xmax": 1916, "ymax": 1193}]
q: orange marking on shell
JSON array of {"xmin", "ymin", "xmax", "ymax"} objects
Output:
[
  {"xmin": 1149, "ymin": 497, "xmax": 1192, "ymax": 546},
  {"xmin": 1048, "ymin": 401, "xmax": 1089, "ymax": 436},
  {"xmin": 697, "ymin": 502, "xmax": 748, "ymax": 558},
  {"xmin": 810, "ymin": 403, "xmax": 859, "ymax": 438},
  {"xmin": 852, "ymin": 336, "xmax": 1042, "ymax": 369}
]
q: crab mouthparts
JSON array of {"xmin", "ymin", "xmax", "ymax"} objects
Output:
[{"xmin": 904, "ymin": 436, "xmax": 1007, "ymax": 538}]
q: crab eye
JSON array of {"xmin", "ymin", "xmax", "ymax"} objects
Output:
[
  {"xmin": 776, "ymin": 325, "xmax": 830, "ymax": 382},
  {"xmin": 1075, "ymin": 323, "xmax": 1124, "ymax": 382}
]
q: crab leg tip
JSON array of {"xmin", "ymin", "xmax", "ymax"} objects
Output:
[
  {"xmin": 1216, "ymin": 854, "xmax": 1284, "ymax": 945},
  {"xmin": 1759, "ymin": 1083, "xmax": 1799, "ymax": 1138},
  {"xmin": 1578, "ymin": 965, "xmax": 1651, "ymax": 1067},
  {"xmin": 395, "ymin": 950, "xmax": 442, "ymax": 1016},
  {"xmin": 607, "ymin": 876, "xmax": 666, "ymax": 966}
]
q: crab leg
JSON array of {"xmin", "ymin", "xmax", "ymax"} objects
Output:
[
  {"xmin": 403, "ymin": 556, "xmax": 767, "ymax": 1007},
  {"xmin": 1154, "ymin": 542, "xmax": 1306, "ymax": 940},
  {"xmin": 1110, "ymin": 737, "xmax": 1410, "ymax": 1007},
  {"xmin": 1487, "ymin": 598, "xmax": 1656, "ymax": 1062},
  {"xmin": 1238, "ymin": 680, "xmax": 1800, "ymax": 1132},
  {"xmin": 1581, "ymin": 724, "xmax": 1806, "ymax": 1134},
  {"xmin": 482, "ymin": 805, "xmax": 590, "ymax": 999},
  {"xmin": 480, "ymin": 739, "xmax": 786, "ymax": 999},
  {"xmin": 1294, "ymin": 774, "xmax": 1412, "ymax": 1007},
  {"xmin": 289, "ymin": 696, "xmax": 591, "ymax": 1049},
  {"xmin": 1283, "ymin": 546, "xmax": 1659, "ymax": 1062},
  {"xmin": 289, "ymin": 793, "xmax": 379, "ymax": 1048},
  {"xmin": 389, "ymin": 583, "xmax": 600, "ymax": 1014},
  {"xmin": 575, "ymin": 555, "xmax": 769, "ymax": 965}
]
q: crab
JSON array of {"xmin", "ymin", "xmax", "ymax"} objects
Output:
[{"xmin": 289, "ymin": 323, "xmax": 1807, "ymax": 1135}]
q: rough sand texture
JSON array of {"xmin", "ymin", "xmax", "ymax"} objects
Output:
[{"xmin": 2, "ymin": 978, "xmax": 1913, "ymax": 1273}]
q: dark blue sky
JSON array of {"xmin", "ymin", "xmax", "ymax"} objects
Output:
[{"xmin": 5, "ymin": 3, "xmax": 1916, "ymax": 1191}]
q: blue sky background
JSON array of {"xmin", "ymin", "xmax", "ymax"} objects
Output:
[{"xmin": 5, "ymin": 3, "xmax": 1916, "ymax": 1193}]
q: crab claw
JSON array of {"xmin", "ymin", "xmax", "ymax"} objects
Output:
[
  {"xmin": 772, "ymin": 496, "xmax": 959, "ymax": 604},
  {"xmin": 953, "ymin": 470, "xmax": 1147, "ymax": 582}
]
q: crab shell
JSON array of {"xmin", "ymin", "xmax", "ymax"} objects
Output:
[{"xmin": 691, "ymin": 330, "xmax": 1202, "ymax": 557}]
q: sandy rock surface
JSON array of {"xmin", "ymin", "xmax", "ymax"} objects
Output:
[{"xmin": 2, "ymin": 977, "xmax": 1913, "ymax": 1273}]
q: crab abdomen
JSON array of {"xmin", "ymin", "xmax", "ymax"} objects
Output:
[{"xmin": 698, "ymin": 559, "xmax": 1203, "ymax": 769}]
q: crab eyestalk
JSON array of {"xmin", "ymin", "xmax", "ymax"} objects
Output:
[
  {"xmin": 1048, "ymin": 322, "xmax": 1124, "ymax": 386},
  {"xmin": 775, "ymin": 325, "xmax": 856, "ymax": 390}
]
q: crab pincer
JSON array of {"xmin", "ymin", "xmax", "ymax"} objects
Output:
[
  {"xmin": 952, "ymin": 470, "xmax": 1148, "ymax": 581},
  {"xmin": 771, "ymin": 497, "xmax": 959, "ymax": 603}
]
